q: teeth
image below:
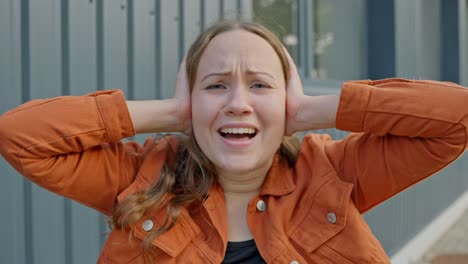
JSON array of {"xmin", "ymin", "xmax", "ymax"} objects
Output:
[{"xmin": 220, "ymin": 127, "xmax": 256, "ymax": 134}]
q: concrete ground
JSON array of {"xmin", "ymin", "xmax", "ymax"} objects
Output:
[{"xmin": 414, "ymin": 207, "xmax": 468, "ymax": 264}]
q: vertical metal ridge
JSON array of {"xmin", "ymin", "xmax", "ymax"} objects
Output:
[
  {"xmin": 61, "ymin": 0, "xmax": 70, "ymax": 96},
  {"xmin": 96, "ymin": 0, "xmax": 104, "ymax": 90},
  {"xmin": 200, "ymin": 0, "xmax": 205, "ymax": 31},
  {"xmin": 441, "ymin": 0, "xmax": 460, "ymax": 83},
  {"xmin": 367, "ymin": 0, "xmax": 396, "ymax": 79},
  {"xmin": 63, "ymin": 200, "xmax": 72, "ymax": 263},
  {"xmin": 20, "ymin": 0, "xmax": 33, "ymax": 263},
  {"xmin": 219, "ymin": 0, "xmax": 224, "ymax": 20},
  {"xmin": 236, "ymin": 0, "xmax": 241, "ymax": 20},
  {"xmin": 154, "ymin": 0, "xmax": 162, "ymax": 99},
  {"xmin": 60, "ymin": 1, "xmax": 73, "ymax": 261},
  {"xmin": 22, "ymin": 181, "xmax": 33, "ymax": 264},
  {"xmin": 127, "ymin": 0, "xmax": 134, "ymax": 100},
  {"xmin": 458, "ymin": 0, "xmax": 467, "ymax": 85},
  {"xmin": 20, "ymin": 0, "xmax": 30, "ymax": 103},
  {"xmin": 178, "ymin": 0, "xmax": 185, "ymax": 62}
]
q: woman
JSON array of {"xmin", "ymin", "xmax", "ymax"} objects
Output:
[{"xmin": 0, "ymin": 20, "xmax": 467, "ymax": 263}]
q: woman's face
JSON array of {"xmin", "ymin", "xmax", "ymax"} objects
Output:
[{"xmin": 191, "ymin": 29, "xmax": 286, "ymax": 176}]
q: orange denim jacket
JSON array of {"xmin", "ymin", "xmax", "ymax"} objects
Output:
[{"xmin": 0, "ymin": 79, "xmax": 467, "ymax": 263}]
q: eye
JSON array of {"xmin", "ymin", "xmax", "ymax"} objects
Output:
[
  {"xmin": 206, "ymin": 84, "xmax": 226, "ymax": 90},
  {"xmin": 251, "ymin": 82, "xmax": 270, "ymax": 89}
]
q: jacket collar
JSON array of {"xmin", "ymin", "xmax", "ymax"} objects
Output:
[{"xmin": 259, "ymin": 154, "xmax": 296, "ymax": 196}]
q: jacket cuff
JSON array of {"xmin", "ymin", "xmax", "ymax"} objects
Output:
[
  {"xmin": 95, "ymin": 90, "xmax": 136, "ymax": 142},
  {"xmin": 336, "ymin": 80, "xmax": 372, "ymax": 132}
]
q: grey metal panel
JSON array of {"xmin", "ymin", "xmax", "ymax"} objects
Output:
[
  {"xmin": 460, "ymin": 0, "xmax": 468, "ymax": 86},
  {"xmin": 367, "ymin": 0, "xmax": 396, "ymax": 79},
  {"xmin": 0, "ymin": 2, "xmax": 23, "ymax": 108},
  {"xmin": 203, "ymin": 0, "xmax": 221, "ymax": 27},
  {"xmin": 0, "ymin": 164, "xmax": 27, "ymax": 264},
  {"xmin": 28, "ymin": 0, "xmax": 66, "ymax": 263},
  {"xmin": 69, "ymin": 0, "xmax": 98, "ymax": 95},
  {"xmin": 332, "ymin": 0, "xmax": 367, "ymax": 80},
  {"xmin": 160, "ymin": 0, "xmax": 179, "ymax": 99},
  {"xmin": 103, "ymin": 0, "xmax": 128, "ymax": 95},
  {"xmin": 222, "ymin": 0, "xmax": 238, "ymax": 20},
  {"xmin": 420, "ymin": 0, "xmax": 441, "ymax": 80},
  {"xmin": 395, "ymin": 0, "xmax": 420, "ymax": 78},
  {"xmin": 239, "ymin": 0, "xmax": 253, "ymax": 21},
  {"xmin": 442, "ymin": 0, "xmax": 461, "ymax": 83},
  {"xmin": 70, "ymin": 204, "xmax": 102, "ymax": 264},
  {"xmin": 0, "ymin": 1, "xmax": 26, "ymax": 263},
  {"xmin": 68, "ymin": 2, "xmax": 103, "ymax": 263},
  {"xmin": 133, "ymin": 0, "xmax": 157, "ymax": 100},
  {"xmin": 183, "ymin": 0, "xmax": 201, "ymax": 52}
]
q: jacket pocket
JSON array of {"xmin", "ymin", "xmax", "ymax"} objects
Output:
[
  {"xmin": 98, "ymin": 229, "xmax": 152, "ymax": 264},
  {"xmin": 132, "ymin": 207, "xmax": 201, "ymax": 258},
  {"xmin": 288, "ymin": 174, "xmax": 353, "ymax": 255}
]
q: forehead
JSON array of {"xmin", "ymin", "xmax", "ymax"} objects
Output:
[{"xmin": 196, "ymin": 29, "xmax": 283, "ymax": 77}]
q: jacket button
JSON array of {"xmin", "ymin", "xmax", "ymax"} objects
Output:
[
  {"xmin": 256, "ymin": 200, "xmax": 267, "ymax": 212},
  {"xmin": 290, "ymin": 261, "xmax": 299, "ymax": 264},
  {"xmin": 327, "ymin": 212, "xmax": 337, "ymax": 224},
  {"xmin": 142, "ymin": 219, "xmax": 154, "ymax": 231}
]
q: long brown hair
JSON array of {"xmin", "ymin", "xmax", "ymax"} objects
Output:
[{"xmin": 112, "ymin": 20, "xmax": 300, "ymax": 258}]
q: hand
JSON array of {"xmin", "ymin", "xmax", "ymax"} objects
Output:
[
  {"xmin": 284, "ymin": 49, "xmax": 307, "ymax": 136},
  {"xmin": 174, "ymin": 58, "xmax": 192, "ymax": 134}
]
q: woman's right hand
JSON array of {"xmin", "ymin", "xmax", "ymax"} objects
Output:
[
  {"xmin": 173, "ymin": 58, "xmax": 192, "ymax": 134},
  {"xmin": 126, "ymin": 59, "xmax": 192, "ymax": 134}
]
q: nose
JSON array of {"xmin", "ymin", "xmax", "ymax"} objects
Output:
[{"xmin": 223, "ymin": 86, "xmax": 253, "ymax": 116}]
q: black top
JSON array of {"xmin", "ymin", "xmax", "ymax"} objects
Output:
[{"xmin": 221, "ymin": 239, "xmax": 267, "ymax": 264}]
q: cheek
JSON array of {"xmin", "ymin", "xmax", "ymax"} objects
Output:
[
  {"xmin": 191, "ymin": 95, "xmax": 206, "ymax": 134},
  {"xmin": 191, "ymin": 93, "xmax": 218, "ymax": 148},
  {"xmin": 262, "ymin": 94, "xmax": 286, "ymax": 122},
  {"xmin": 191, "ymin": 93, "xmax": 209, "ymax": 121}
]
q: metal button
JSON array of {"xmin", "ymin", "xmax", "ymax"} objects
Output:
[
  {"xmin": 327, "ymin": 212, "xmax": 337, "ymax": 224},
  {"xmin": 290, "ymin": 261, "xmax": 299, "ymax": 264},
  {"xmin": 256, "ymin": 200, "xmax": 267, "ymax": 212},
  {"xmin": 142, "ymin": 219, "xmax": 154, "ymax": 231}
]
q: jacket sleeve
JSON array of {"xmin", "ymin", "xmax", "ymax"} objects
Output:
[
  {"xmin": 324, "ymin": 78, "xmax": 468, "ymax": 213},
  {"xmin": 0, "ymin": 90, "xmax": 143, "ymax": 215}
]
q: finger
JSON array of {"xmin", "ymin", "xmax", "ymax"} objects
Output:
[
  {"xmin": 282, "ymin": 47, "xmax": 303, "ymax": 96},
  {"xmin": 283, "ymin": 46, "xmax": 298, "ymax": 74},
  {"xmin": 175, "ymin": 57, "xmax": 190, "ymax": 98}
]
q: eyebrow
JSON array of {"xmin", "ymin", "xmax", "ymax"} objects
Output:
[{"xmin": 200, "ymin": 70, "xmax": 276, "ymax": 82}]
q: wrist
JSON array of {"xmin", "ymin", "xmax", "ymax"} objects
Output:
[
  {"xmin": 296, "ymin": 94, "xmax": 339, "ymax": 131},
  {"xmin": 126, "ymin": 99, "xmax": 186, "ymax": 134}
]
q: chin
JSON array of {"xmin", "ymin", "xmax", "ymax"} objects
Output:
[{"xmin": 214, "ymin": 156, "xmax": 271, "ymax": 175}]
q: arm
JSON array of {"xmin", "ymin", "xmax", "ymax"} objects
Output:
[
  {"xmin": 324, "ymin": 79, "xmax": 468, "ymax": 213},
  {"xmin": 0, "ymin": 62, "xmax": 190, "ymax": 215},
  {"xmin": 0, "ymin": 90, "xmax": 139, "ymax": 214},
  {"xmin": 284, "ymin": 52, "xmax": 467, "ymax": 213}
]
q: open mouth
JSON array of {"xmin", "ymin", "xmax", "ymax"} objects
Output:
[{"xmin": 218, "ymin": 127, "xmax": 257, "ymax": 140}]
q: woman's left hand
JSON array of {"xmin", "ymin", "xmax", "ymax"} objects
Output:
[
  {"xmin": 284, "ymin": 49, "xmax": 307, "ymax": 136},
  {"xmin": 284, "ymin": 49, "xmax": 339, "ymax": 135}
]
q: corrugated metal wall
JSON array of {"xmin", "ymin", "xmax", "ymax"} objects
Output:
[
  {"xmin": 0, "ymin": 0, "xmax": 467, "ymax": 263},
  {"xmin": 0, "ymin": 1, "xmax": 248, "ymax": 263}
]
